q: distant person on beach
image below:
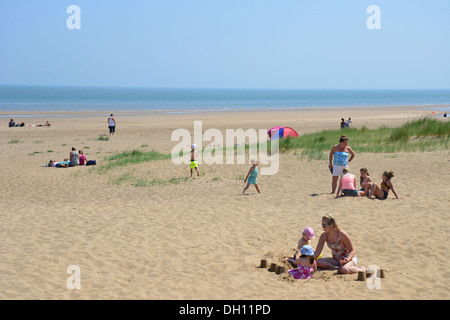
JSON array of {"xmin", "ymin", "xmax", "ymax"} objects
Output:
[
  {"xmin": 45, "ymin": 121, "xmax": 51, "ymax": 126},
  {"xmin": 9, "ymin": 119, "xmax": 15, "ymax": 127},
  {"xmin": 335, "ymin": 167, "xmax": 359, "ymax": 198},
  {"xmin": 19, "ymin": 122, "xmax": 25, "ymax": 127},
  {"xmin": 368, "ymin": 171, "xmax": 399, "ymax": 200},
  {"xmin": 346, "ymin": 118, "xmax": 352, "ymax": 127},
  {"xmin": 314, "ymin": 215, "xmax": 366, "ymax": 274},
  {"xmin": 340, "ymin": 118, "xmax": 346, "ymax": 129},
  {"xmin": 69, "ymin": 147, "xmax": 79, "ymax": 167},
  {"xmin": 79, "ymin": 150, "xmax": 87, "ymax": 165},
  {"xmin": 190, "ymin": 144, "xmax": 200, "ymax": 177},
  {"xmin": 329, "ymin": 135, "xmax": 355, "ymax": 194},
  {"xmin": 48, "ymin": 159, "xmax": 69, "ymax": 168},
  {"xmin": 444, "ymin": 113, "xmax": 447, "ymax": 118},
  {"xmin": 358, "ymin": 168, "xmax": 372, "ymax": 196},
  {"xmin": 287, "ymin": 245, "xmax": 317, "ymax": 280},
  {"xmin": 242, "ymin": 159, "xmax": 260, "ymax": 196},
  {"xmin": 108, "ymin": 114, "xmax": 116, "ymax": 135}
]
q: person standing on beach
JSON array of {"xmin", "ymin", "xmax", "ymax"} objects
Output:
[
  {"xmin": 190, "ymin": 144, "xmax": 200, "ymax": 178},
  {"xmin": 242, "ymin": 160, "xmax": 260, "ymax": 196},
  {"xmin": 329, "ymin": 135, "xmax": 355, "ymax": 194},
  {"xmin": 108, "ymin": 114, "xmax": 116, "ymax": 136},
  {"xmin": 340, "ymin": 118, "xmax": 346, "ymax": 129}
]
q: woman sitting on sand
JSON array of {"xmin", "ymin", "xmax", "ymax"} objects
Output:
[
  {"xmin": 313, "ymin": 215, "xmax": 366, "ymax": 274},
  {"xmin": 335, "ymin": 167, "xmax": 359, "ymax": 198},
  {"xmin": 368, "ymin": 171, "xmax": 399, "ymax": 200},
  {"xmin": 358, "ymin": 168, "xmax": 372, "ymax": 196}
]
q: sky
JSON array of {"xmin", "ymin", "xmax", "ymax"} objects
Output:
[{"xmin": 0, "ymin": 0, "xmax": 449, "ymax": 89}]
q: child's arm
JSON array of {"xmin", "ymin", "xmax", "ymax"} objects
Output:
[{"xmin": 244, "ymin": 167, "xmax": 253, "ymax": 183}]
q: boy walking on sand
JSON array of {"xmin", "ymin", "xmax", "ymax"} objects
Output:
[{"xmin": 190, "ymin": 144, "xmax": 200, "ymax": 177}]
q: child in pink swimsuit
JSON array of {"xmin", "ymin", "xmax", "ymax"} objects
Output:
[{"xmin": 288, "ymin": 245, "xmax": 317, "ymax": 280}]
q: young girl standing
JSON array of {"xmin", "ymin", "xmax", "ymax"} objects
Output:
[{"xmin": 242, "ymin": 160, "xmax": 260, "ymax": 196}]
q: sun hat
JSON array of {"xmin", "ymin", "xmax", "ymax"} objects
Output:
[
  {"xmin": 302, "ymin": 227, "xmax": 315, "ymax": 239},
  {"xmin": 300, "ymin": 245, "xmax": 314, "ymax": 256},
  {"xmin": 191, "ymin": 144, "xmax": 197, "ymax": 149}
]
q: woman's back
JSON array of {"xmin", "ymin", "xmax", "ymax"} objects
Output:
[{"xmin": 341, "ymin": 173, "xmax": 356, "ymax": 190}]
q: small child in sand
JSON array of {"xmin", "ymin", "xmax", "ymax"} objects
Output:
[
  {"xmin": 287, "ymin": 245, "xmax": 317, "ymax": 280},
  {"xmin": 287, "ymin": 227, "xmax": 320, "ymax": 265},
  {"xmin": 190, "ymin": 144, "xmax": 200, "ymax": 178},
  {"xmin": 242, "ymin": 160, "xmax": 260, "ymax": 196}
]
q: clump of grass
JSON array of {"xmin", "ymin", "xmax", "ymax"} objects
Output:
[
  {"xmin": 95, "ymin": 149, "xmax": 171, "ymax": 173},
  {"xmin": 8, "ymin": 139, "xmax": 22, "ymax": 144},
  {"xmin": 97, "ymin": 135, "xmax": 109, "ymax": 141},
  {"xmin": 275, "ymin": 117, "xmax": 449, "ymax": 160},
  {"xmin": 47, "ymin": 150, "xmax": 54, "ymax": 153}
]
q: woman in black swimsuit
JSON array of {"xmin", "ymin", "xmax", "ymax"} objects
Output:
[{"xmin": 368, "ymin": 171, "xmax": 399, "ymax": 200}]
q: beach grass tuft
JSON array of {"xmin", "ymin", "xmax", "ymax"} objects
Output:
[
  {"xmin": 276, "ymin": 117, "xmax": 449, "ymax": 160},
  {"xmin": 95, "ymin": 149, "xmax": 171, "ymax": 174},
  {"xmin": 7, "ymin": 139, "xmax": 22, "ymax": 144}
]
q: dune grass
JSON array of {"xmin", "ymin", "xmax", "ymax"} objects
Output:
[
  {"xmin": 95, "ymin": 149, "xmax": 171, "ymax": 174},
  {"xmin": 96, "ymin": 117, "xmax": 449, "ymax": 174},
  {"xmin": 277, "ymin": 117, "xmax": 449, "ymax": 160}
]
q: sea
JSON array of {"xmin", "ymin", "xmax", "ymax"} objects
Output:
[{"xmin": 0, "ymin": 85, "xmax": 449, "ymax": 117}]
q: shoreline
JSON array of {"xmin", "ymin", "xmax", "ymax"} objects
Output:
[{"xmin": 1, "ymin": 104, "xmax": 448, "ymax": 118}]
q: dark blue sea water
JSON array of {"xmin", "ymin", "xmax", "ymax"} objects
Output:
[{"xmin": 0, "ymin": 85, "xmax": 449, "ymax": 115}]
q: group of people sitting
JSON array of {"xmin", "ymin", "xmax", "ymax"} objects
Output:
[
  {"xmin": 47, "ymin": 148, "xmax": 92, "ymax": 168},
  {"xmin": 9, "ymin": 119, "xmax": 51, "ymax": 127},
  {"xmin": 336, "ymin": 167, "xmax": 399, "ymax": 200},
  {"xmin": 285, "ymin": 215, "xmax": 367, "ymax": 280}
]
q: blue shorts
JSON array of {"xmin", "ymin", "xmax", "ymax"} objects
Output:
[{"xmin": 342, "ymin": 189, "xmax": 358, "ymax": 197}]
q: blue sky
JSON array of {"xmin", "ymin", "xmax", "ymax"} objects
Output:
[{"xmin": 0, "ymin": 0, "xmax": 449, "ymax": 89}]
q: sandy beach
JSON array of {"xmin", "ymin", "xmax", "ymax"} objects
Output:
[{"xmin": 0, "ymin": 105, "xmax": 449, "ymax": 300}]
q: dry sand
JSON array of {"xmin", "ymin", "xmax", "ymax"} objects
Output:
[{"xmin": 0, "ymin": 105, "xmax": 449, "ymax": 300}]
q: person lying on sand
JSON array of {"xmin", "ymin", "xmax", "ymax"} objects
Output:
[{"xmin": 48, "ymin": 159, "xmax": 70, "ymax": 168}]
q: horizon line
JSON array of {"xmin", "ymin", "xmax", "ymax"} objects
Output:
[{"xmin": 1, "ymin": 84, "xmax": 450, "ymax": 91}]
